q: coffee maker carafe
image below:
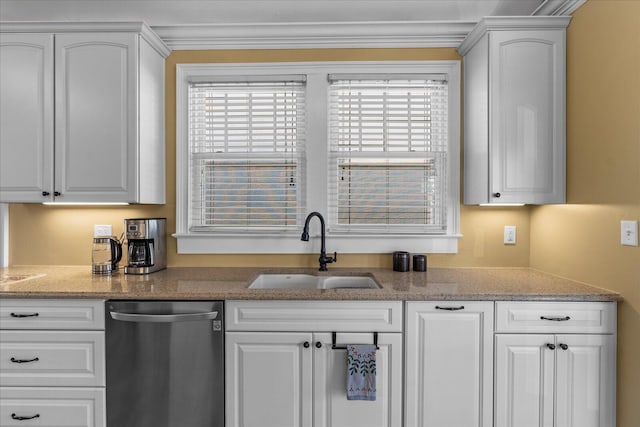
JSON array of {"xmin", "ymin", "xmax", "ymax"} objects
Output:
[{"xmin": 124, "ymin": 218, "xmax": 166, "ymax": 275}]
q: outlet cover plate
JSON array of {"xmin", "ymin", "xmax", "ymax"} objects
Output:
[
  {"xmin": 94, "ymin": 224, "xmax": 112, "ymax": 237},
  {"xmin": 621, "ymin": 220, "xmax": 638, "ymax": 246},
  {"xmin": 504, "ymin": 225, "xmax": 516, "ymax": 245}
]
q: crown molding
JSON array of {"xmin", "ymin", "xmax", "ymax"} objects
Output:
[
  {"xmin": 0, "ymin": 0, "xmax": 588, "ymax": 53},
  {"xmin": 533, "ymin": 0, "xmax": 588, "ymax": 16},
  {"xmin": 152, "ymin": 21, "xmax": 476, "ymax": 50},
  {"xmin": 0, "ymin": 21, "xmax": 171, "ymax": 57},
  {"xmin": 457, "ymin": 16, "xmax": 572, "ymax": 55}
]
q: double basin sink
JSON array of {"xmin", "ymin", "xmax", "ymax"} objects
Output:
[{"xmin": 248, "ymin": 274, "xmax": 380, "ymax": 290}]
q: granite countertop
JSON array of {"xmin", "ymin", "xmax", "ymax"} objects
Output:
[{"xmin": 0, "ymin": 265, "xmax": 621, "ymax": 302}]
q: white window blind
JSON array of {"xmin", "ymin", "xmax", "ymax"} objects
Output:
[
  {"xmin": 328, "ymin": 76, "xmax": 448, "ymax": 233},
  {"xmin": 188, "ymin": 78, "xmax": 306, "ymax": 231}
]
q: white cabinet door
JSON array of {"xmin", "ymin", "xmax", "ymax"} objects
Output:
[
  {"xmin": 313, "ymin": 332, "xmax": 402, "ymax": 427},
  {"xmin": 405, "ymin": 302, "xmax": 494, "ymax": 427},
  {"xmin": 54, "ymin": 33, "xmax": 138, "ymax": 203},
  {"xmin": 555, "ymin": 335, "xmax": 616, "ymax": 427},
  {"xmin": 0, "ymin": 33, "xmax": 54, "ymax": 202},
  {"xmin": 495, "ymin": 334, "xmax": 556, "ymax": 427},
  {"xmin": 489, "ymin": 30, "xmax": 565, "ymax": 204},
  {"xmin": 226, "ymin": 332, "xmax": 313, "ymax": 427}
]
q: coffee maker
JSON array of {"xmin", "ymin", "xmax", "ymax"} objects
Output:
[{"xmin": 124, "ymin": 218, "xmax": 166, "ymax": 275}]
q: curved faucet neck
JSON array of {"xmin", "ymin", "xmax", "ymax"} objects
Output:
[{"xmin": 303, "ymin": 212, "xmax": 326, "ymax": 253}]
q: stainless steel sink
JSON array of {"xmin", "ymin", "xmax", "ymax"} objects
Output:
[{"xmin": 248, "ymin": 274, "xmax": 380, "ymax": 289}]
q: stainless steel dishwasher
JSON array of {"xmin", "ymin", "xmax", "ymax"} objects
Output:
[{"xmin": 106, "ymin": 301, "xmax": 224, "ymax": 427}]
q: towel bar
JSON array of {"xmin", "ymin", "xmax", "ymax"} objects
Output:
[{"xmin": 331, "ymin": 331, "xmax": 379, "ymax": 350}]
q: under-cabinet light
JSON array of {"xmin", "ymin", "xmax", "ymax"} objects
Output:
[
  {"xmin": 479, "ymin": 203, "xmax": 526, "ymax": 207},
  {"xmin": 42, "ymin": 202, "xmax": 130, "ymax": 206}
]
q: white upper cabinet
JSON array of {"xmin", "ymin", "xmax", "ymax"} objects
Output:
[
  {"xmin": 458, "ymin": 17, "xmax": 570, "ymax": 205},
  {"xmin": 0, "ymin": 23, "xmax": 169, "ymax": 204},
  {"xmin": 0, "ymin": 33, "xmax": 54, "ymax": 201}
]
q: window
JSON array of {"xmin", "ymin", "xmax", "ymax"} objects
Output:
[
  {"xmin": 328, "ymin": 75, "xmax": 448, "ymax": 233},
  {"xmin": 188, "ymin": 78, "xmax": 306, "ymax": 231},
  {"xmin": 176, "ymin": 62, "xmax": 460, "ymax": 254}
]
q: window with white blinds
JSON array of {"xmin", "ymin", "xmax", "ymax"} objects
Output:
[
  {"xmin": 188, "ymin": 78, "xmax": 306, "ymax": 231},
  {"xmin": 328, "ymin": 76, "xmax": 449, "ymax": 233}
]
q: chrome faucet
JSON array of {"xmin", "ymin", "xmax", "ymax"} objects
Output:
[{"xmin": 301, "ymin": 212, "xmax": 337, "ymax": 271}]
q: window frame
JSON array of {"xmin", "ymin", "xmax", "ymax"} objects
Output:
[{"xmin": 175, "ymin": 61, "xmax": 461, "ymax": 254}]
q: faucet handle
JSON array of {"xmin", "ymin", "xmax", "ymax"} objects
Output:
[{"xmin": 332, "ymin": 252, "xmax": 337, "ymax": 263}]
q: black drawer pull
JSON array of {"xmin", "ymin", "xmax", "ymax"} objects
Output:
[
  {"xmin": 10, "ymin": 357, "xmax": 40, "ymax": 364},
  {"xmin": 10, "ymin": 357, "xmax": 40, "ymax": 363},
  {"xmin": 10, "ymin": 312, "xmax": 39, "ymax": 318},
  {"xmin": 435, "ymin": 305, "xmax": 465, "ymax": 311},
  {"xmin": 12, "ymin": 413, "xmax": 40, "ymax": 420},
  {"xmin": 540, "ymin": 316, "xmax": 571, "ymax": 321}
]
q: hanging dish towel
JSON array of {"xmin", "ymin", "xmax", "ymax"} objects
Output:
[{"xmin": 346, "ymin": 344, "xmax": 376, "ymax": 401}]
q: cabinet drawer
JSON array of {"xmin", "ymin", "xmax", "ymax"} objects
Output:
[
  {"xmin": 0, "ymin": 331, "xmax": 105, "ymax": 386},
  {"xmin": 0, "ymin": 299, "xmax": 104, "ymax": 330},
  {"xmin": 226, "ymin": 300, "xmax": 403, "ymax": 332},
  {"xmin": 0, "ymin": 387, "xmax": 105, "ymax": 427},
  {"xmin": 495, "ymin": 301, "xmax": 616, "ymax": 333}
]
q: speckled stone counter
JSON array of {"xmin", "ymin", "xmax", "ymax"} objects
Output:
[{"xmin": 0, "ymin": 266, "xmax": 621, "ymax": 301}]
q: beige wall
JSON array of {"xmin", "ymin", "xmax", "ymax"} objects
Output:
[
  {"xmin": 8, "ymin": 47, "xmax": 531, "ymax": 268},
  {"xmin": 530, "ymin": 1, "xmax": 640, "ymax": 426}
]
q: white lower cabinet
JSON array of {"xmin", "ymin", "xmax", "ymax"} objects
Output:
[
  {"xmin": 494, "ymin": 302, "xmax": 617, "ymax": 427},
  {"xmin": 405, "ymin": 301, "xmax": 494, "ymax": 427},
  {"xmin": 0, "ymin": 299, "xmax": 105, "ymax": 427},
  {"xmin": 225, "ymin": 301, "xmax": 403, "ymax": 427}
]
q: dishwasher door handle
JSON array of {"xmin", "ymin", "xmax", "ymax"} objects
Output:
[{"xmin": 110, "ymin": 311, "xmax": 219, "ymax": 323}]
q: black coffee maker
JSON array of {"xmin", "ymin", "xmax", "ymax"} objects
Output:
[{"xmin": 124, "ymin": 218, "xmax": 166, "ymax": 274}]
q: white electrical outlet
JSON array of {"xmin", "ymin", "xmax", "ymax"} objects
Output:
[
  {"xmin": 94, "ymin": 224, "xmax": 112, "ymax": 237},
  {"xmin": 504, "ymin": 226, "xmax": 516, "ymax": 245},
  {"xmin": 621, "ymin": 220, "xmax": 638, "ymax": 246}
]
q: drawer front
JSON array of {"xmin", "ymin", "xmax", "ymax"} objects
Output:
[
  {"xmin": 0, "ymin": 299, "xmax": 104, "ymax": 330},
  {"xmin": 0, "ymin": 331, "xmax": 105, "ymax": 386},
  {"xmin": 0, "ymin": 387, "xmax": 105, "ymax": 427},
  {"xmin": 226, "ymin": 300, "xmax": 403, "ymax": 332},
  {"xmin": 495, "ymin": 301, "xmax": 616, "ymax": 333}
]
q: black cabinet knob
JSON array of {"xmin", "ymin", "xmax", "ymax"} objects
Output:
[
  {"xmin": 559, "ymin": 343, "xmax": 568, "ymax": 350},
  {"xmin": 303, "ymin": 341, "xmax": 310, "ymax": 348},
  {"xmin": 546, "ymin": 343, "xmax": 556, "ymax": 350},
  {"xmin": 42, "ymin": 191, "xmax": 50, "ymax": 196},
  {"xmin": 54, "ymin": 191, "xmax": 61, "ymax": 196},
  {"xmin": 493, "ymin": 192, "xmax": 501, "ymax": 198},
  {"xmin": 315, "ymin": 342, "xmax": 322, "ymax": 348}
]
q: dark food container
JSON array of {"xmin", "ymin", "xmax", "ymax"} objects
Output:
[
  {"xmin": 393, "ymin": 251, "xmax": 410, "ymax": 272},
  {"xmin": 413, "ymin": 254, "xmax": 427, "ymax": 272}
]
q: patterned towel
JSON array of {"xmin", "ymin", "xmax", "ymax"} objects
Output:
[{"xmin": 346, "ymin": 344, "xmax": 377, "ymax": 401}]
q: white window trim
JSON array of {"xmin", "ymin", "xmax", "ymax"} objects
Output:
[
  {"xmin": 175, "ymin": 61, "xmax": 461, "ymax": 254},
  {"xmin": 0, "ymin": 204, "xmax": 8, "ymax": 267}
]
